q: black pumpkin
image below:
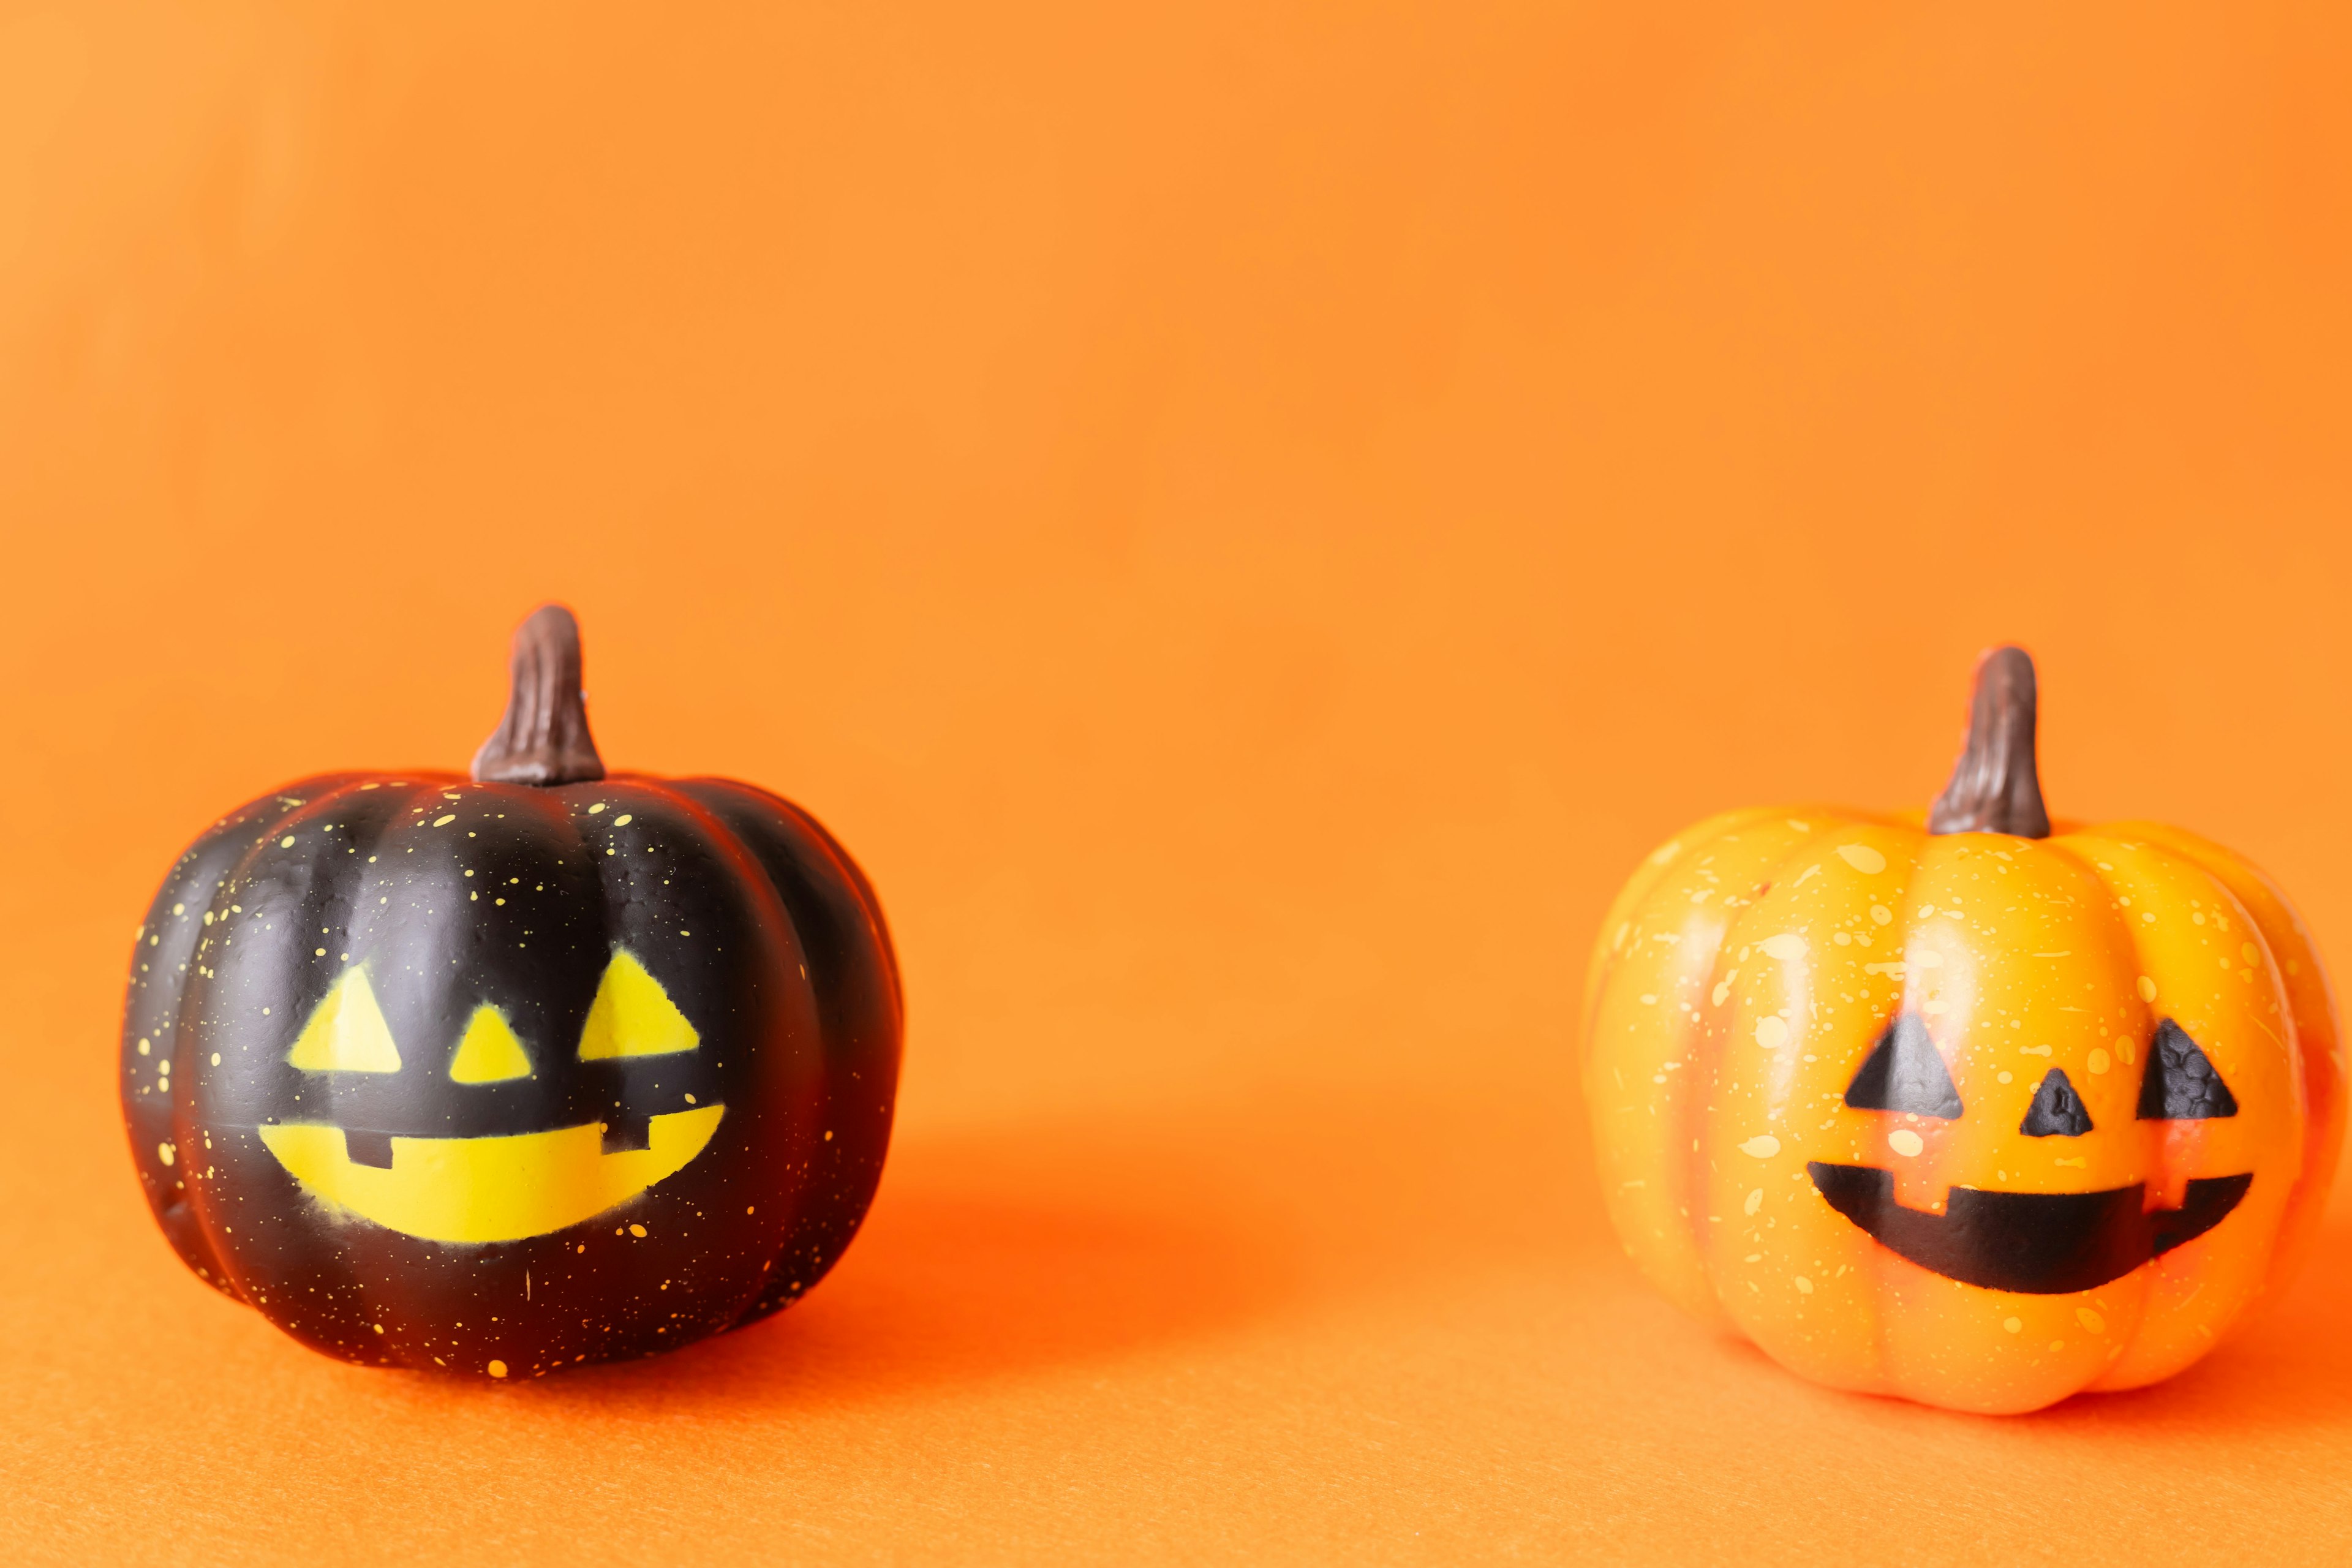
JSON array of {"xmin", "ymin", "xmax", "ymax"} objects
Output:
[{"xmin": 119, "ymin": 607, "xmax": 901, "ymax": 1377}]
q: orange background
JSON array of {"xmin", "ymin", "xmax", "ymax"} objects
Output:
[{"xmin": 7, "ymin": 3, "xmax": 2352, "ymax": 1561}]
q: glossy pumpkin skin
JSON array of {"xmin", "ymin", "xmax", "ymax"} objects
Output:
[
  {"xmin": 1585, "ymin": 809, "xmax": 2342, "ymax": 1414},
  {"xmin": 122, "ymin": 770, "xmax": 900, "ymax": 1377}
]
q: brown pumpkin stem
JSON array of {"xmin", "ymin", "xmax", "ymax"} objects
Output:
[
  {"xmin": 470, "ymin": 605, "xmax": 607, "ymax": 786},
  {"xmin": 1928, "ymin": 645, "xmax": 2050, "ymax": 838}
]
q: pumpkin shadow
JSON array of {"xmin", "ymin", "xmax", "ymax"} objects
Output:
[
  {"xmin": 2033, "ymin": 1209, "xmax": 2352, "ymax": 1431},
  {"xmin": 518, "ymin": 1112, "xmax": 1297, "ymax": 1412}
]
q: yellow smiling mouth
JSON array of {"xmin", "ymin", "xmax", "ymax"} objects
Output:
[{"xmin": 255, "ymin": 1105, "xmax": 725, "ymax": 1243}]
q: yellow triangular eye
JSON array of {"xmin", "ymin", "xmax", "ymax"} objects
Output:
[
  {"xmin": 448, "ymin": 1005, "xmax": 533, "ymax": 1083},
  {"xmin": 576, "ymin": 948, "xmax": 699, "ymax": 1060},
  {"xmin": 286, "ymin": 967, "xmax": 402, "ymax": 1073}
]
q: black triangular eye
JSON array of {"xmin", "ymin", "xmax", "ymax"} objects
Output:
[
  {"xmin": 2137, "ymin": 1020, "xmax": 2239, "ymax": 1121},
  {"xmin": 2019, "ymin": 1069, "xmax": 2094, "ymax": 1137},
  {"xmin": 1845, "ymin": 1016, "xmax": 1964, "ymax": 1119}
]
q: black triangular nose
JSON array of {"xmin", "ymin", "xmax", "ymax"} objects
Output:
[{"xmin": 2019, "ymin": 1068, "xmax": 2094, "ymax": 1137}]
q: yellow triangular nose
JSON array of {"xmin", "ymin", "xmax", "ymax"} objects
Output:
[{"xmin": 448, "ymin": 1005, "xmax": 533, "ymax": 1083}]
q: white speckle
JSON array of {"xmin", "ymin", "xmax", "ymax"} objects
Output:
[
  {"xmin": 1755, "ymin": 1016, "xmax": 1790, "ymax": 1049},
  {"xmin": 1869, "ymin": 905, "xmax": 1892, "ymax": 925},
  {"xmin": 1638, "ymin": 994, "xmax": 1658, "ymax": 1006},
  {"xmin": 432, "ymin": 815, "xmax": 456, "ymax": 827},
  {"xmin": 1761, "ymin": 933, "xmax": 1807, "ymax": 962},
  {"xmin": 1648, "ymin": 840, "xmax": 1681, "ymax": 867},
  {"xmin": 1792, "ymin": 1275, "xmax": 1813, "ymax": 1294},
  {"xmin": 589, "ymin": 803, "xmax": 608, "ymax": 815},
  {"xmin": 2138, "ymin": 976, "xmax": 2158, "ymax": 1003},
  {"xmin": 1836, "ymin": 844, "xmax": 1887, "ymax": 875},
  {"xmin": 1786, "ymin": 820, "xmax": 1811, "ymax": 832},
  {"xmin": 615, "ymin": 814, "xmax": 633, "ymax": 826},
  {"xmin": 157, "ymin": 1142, "xmax": 176, "ymax": 1166},
  {"xmin": 210, "ymin": 1053, "xmax": 221, "ymax": 1066},
  {"xmin": 1888, "ymin": 1129, "xmax": 1924, "ymax": 1158},
  {"xmin": 1711, "ymin": 979, "xmax": 1733, "ymax": 1006},
  {"xmin": 2003, "ymin": 1316, "xmax": 2023, "ymax": 1334},
  {"xmin": 1744, "ymin": 1188, "xmax": 1763, "ymax": 1215},
  {"xmin": 1739, "ymin": 1136, "xmax": 1781, "ymax": 1159},
  {"xmin": 1834, "ymin": 932, "xmax": 1852, "ymax": 946},
  {"xmin": 2076, "ymin": 1308, "xmax": 2106, "ymax": 1335},
  {"xmin": 1910, "ymin": 949, "xmax": 1943, "ymax": 968},
  {"xmin": 2089, "ymin": 1049, "xmax": 2111, "ymax": 1076},
  {"xmin": 1997, "ymin": 1070, "xmax": 2014, "ymax": 1084}
]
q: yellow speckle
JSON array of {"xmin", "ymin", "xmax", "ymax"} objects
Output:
[
  {"xmin": 2056, "ymin": 1156, "xmax": 2087, "ymax": 1169},
  {"xmin": 1792, "ymin": 1276, "xmax": 1813, "ymax": 1294},
  {"xmin": 157, "ymin": 1142, "xmax": 175, "ymax": 1167},
  {"xmin": 315, "ymin": 948, "xmax": 326, "ymax": 957},
  {"xmin": 1648, "ymin": 840, "xmax": 1681, "ymax": 866},
  {"xmin": 372, "ymin": 1323, "xmax": 385, "ymax": 1335},
  {"xmin": 137, "ymin": 1039, "xmax": 151, "ymax": 1057},
  {"xmin": 210, "ymin": 1053, "xmax": 221, "ymax": 1066},
  {"xmin": 1836, "ymin": 843, "xmax": 1887, "ymax": 875},
  {"xmin": 679, "ymin": 930, "xmax": 690, "ymax": 938},
  {"xmin": 1744, "ymin": 1188, "xmax": 1763, "ymax": 1215},
  {"xmin": 1869, "ymin": 905, "xmax": 1892, "ymax": 925},
  {"xmin": 1638, "ymin": 993, "xmax": 1657, "ymax": 1006},
  {"xmin": 2136, "ymin": 976, "xmax": 2157, "ymax": 1002},
  {"xmin": 589, "ymin": 803, "xmax": 608, "ymax": 815},
  {"xmin": 629, "ymin": 1224, "xmax": 647, "ymax": 1238},
  {"xmin": 2076, "ymin": 1308, "xmax": 2106, "ymax": 1334},
  {"xmin": 488, "ymin": 1360, "xmax": 508, "ymax": 1378},
  {"xmin": 1997, "ymin": 1070, "xmax": 2013, "ymax": 1084},
  {"xmin": 2049, "ymin": 1340, "xmax": 2066, "ymax": 1352},
  {"xmin": 615, "ymin": 814, "xmax": 633, "ymax": 826},
  {"xmin": 1754, "ymin": 1016, "xmax": 1790, "ymax": 1049},
  {"xmin": 172, "ymin": 903, "xmax": 185, "ymax": 916},
  {"xmin": 2242, "ymin": 943, "xmax": 2261, "ymax": 965},
  {"xmin": 2088, "ymin": 1049, "xmax": 2111, "ymax": 1075},
  {"xmin": 823, "ymin": 1129, "xmax": 834, "ymax": 1141},
  {"xmin": 1888, "ymin": 1129, "xmax": 1924, "ymax": 1158},
  {"xmin": 432, "ymin": 815, "xmax": 456, "ymax": 827},
  {"xmin": 281, "ymin": 835, "xmax": 295, "ymax": 848},
  {"xmin": 2003, "ymin": 1316, "xmax": 2022, "ymax": 1334},
  {"xmin": 746, "ymin": 1205, "xmax": 755, "ymax": 1215},
  {"xmin": 1739, "ymin": 1136, "xmax": 1781, "ymax": 1159},
  {"xmin": 684, "ymin": 1093, "xmax": 696, "ymax": 1104}
]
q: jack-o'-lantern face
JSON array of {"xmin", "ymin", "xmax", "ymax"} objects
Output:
[
  {"xmin": 1805, "ymin": 1014, "xmax": 2249, "ymax": 1295},
  {"xmin": 254, "ymin": 949, "xmax": 725, "ymax": 1244}
]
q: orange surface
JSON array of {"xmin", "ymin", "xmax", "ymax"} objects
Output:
[{"xmin": 8, "ymin": 3, "xmax": 2352, "ymax": 1561}]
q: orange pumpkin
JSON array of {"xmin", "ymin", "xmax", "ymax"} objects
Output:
[{"xmin": 1583, "ymin": 649, "xmax": 2343, "ymax": 1412}]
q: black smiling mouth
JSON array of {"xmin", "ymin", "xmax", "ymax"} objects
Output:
[{"xmin": 1806, "ymin": 1163, "xmax": 2252, "ymax": 1294}]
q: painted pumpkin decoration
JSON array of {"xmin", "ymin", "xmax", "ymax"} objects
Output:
[
  {"xmin": 120, "ymin": 606, "xmax": 902, "ymax": 1378},
  {"xmin": 1584, "ymin": 648, "xmax": 2343, "ymax": 1413}
]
